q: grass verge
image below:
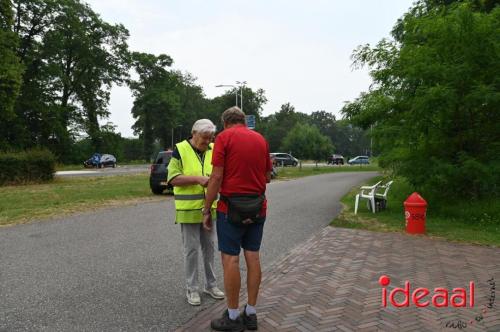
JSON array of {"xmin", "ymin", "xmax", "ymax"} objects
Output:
[
  {"xmin": 2, "ymin": 165, "xmax": 379, "ymax": 226},
  {"xmin": 331, "ymin": 176, "xmax": 500, "ymax": 246},
  {"xmin": 0, "ymin": 173, "xmax": 163, "ymax": 227}
]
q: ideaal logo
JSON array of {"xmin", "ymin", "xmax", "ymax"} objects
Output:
[
  {"xmin": 379, "ymin": 275, "xmax": 474, "ymax": 308},
  {"xmin": 379, "ymin": 275, "xmax": 496, "ymax": 330}
]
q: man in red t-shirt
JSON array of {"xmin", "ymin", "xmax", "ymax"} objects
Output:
[{"xmin": 202, "ymin": 106, "xmax": 272, "ymax": 331}]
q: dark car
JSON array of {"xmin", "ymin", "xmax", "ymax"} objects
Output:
[
  {"xmin": 270, "ymin": 153, "xmax": 299, "ymax": 167},
  {"xmin": 327, "ymin": 154, "xmax": 344, "ymax": 165},
  {"xmin": 83, "ymin": 153, "xmax": 116, "ymax": 168},
  {"xmin": 269, "ymin": 154, "xmax": 278, "ymax": 179},
  {"xmin": 150, "ymin": 151, "xmax": 173, "ymax": 195},
  {"xmin": 347, "ymin": 155, "xmax": 370, "ymax": 165}
]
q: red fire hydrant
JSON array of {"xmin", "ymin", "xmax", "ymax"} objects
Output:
[{"xmin": 404, "ymin": 192, "xmax": 427, "ymax": 234}]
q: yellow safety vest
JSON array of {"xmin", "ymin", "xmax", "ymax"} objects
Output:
[{"xmin": 173, "ymin": 140, "xmax": 217, "ymax": 211}]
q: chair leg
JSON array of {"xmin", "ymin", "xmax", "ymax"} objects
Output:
[
  {"xmin": 370, "ymin": 198, "xmax": 376, "ymax": 213},
  {"xmin": 354, "ymin": 194, "xmax": 360, "ymax": 214}
]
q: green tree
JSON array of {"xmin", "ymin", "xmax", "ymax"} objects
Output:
[
  {"xmin": 98, "ymin": 123, "xmax": 124, "ymax": 161},
  {"xmin": 129, "ymin": 52, "xmax": 184, "ymax": 160},
  {"xmin": 281, "ymin": 123, "xmax": 334, "ymax": 165},
  {"xmin": 329, "ymin": 120, "xmax": 371, "ymax": 158},
  {"xmin": 39, "ymin": 0, "xmax": 130, "ymax": 153},
  {"xmin": 0, "ymin": 0, "xmax": 23, "ymax": 150},
  {"xmin": 175, "ymin": 72, "xmax": 210, "ymax": 133},
  {"xmin": 259, "ymin": 103, "xmax": 309, "ymax": 152},
  {"xmin": 208, "ymin": 87, "xmax": 267, "ymax": 128},
  {"xmin": 342, "ymin": 1, "xmax": 500, "ymax": 199},
  {"xmin": 239, "ymin": 86, "xmax": 267, "ymax": 121},
  {"xmin": 122, "ymin": 137, "xmax": 143, "ymax": 161},
  {"xmin": 308, "ymin": 111, "xmax": 336, "ymax": 138},
  {"xmin": 9, "ymin": 0, "xmax": 130, "ymax": 159}
]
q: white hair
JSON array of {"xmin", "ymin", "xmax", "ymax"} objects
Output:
[{"xmin": 192, "ymin": 119, "xmax": 216, "ymax": 134}]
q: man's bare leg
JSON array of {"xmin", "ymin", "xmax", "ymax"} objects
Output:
[
  {"xmin": 221, "ymin": 253, "xmax": 241, "ymax": 309},
  {"xmin": 244, "ymin": 250, "xmax": 261, "ymax": 306}
]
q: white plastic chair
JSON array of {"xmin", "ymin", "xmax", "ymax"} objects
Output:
[
  {"xmin": 354, "ymin": 181, "xmax": 382, "ymax": 214},
  {"xmin": 375, "ymin": 180, "xmax": 394, "ymax": 203}
]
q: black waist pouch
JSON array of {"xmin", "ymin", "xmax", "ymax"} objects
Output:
[{"xmin": 221, "ymin": 194, "xmax": 265, "ymax": 225}]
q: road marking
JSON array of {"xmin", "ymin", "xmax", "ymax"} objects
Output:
[{"xmin": 55, "ymin": 171, "xmax": 97, "ymax": 175}]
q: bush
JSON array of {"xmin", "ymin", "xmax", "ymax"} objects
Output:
[{"xmin": 0, "ymin": 149, "xmax": 56, "ymax": 185}]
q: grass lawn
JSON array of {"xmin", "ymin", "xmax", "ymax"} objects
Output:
[
  {"xmin": 0, "ymin": 173, "xmax": 162, "ymax": 226},
  {"xmin": 1, "ymin": 164, "xmax": 380, "ymax": 226},
  {"xmin": 331, "ymin": 176, "xmax": 500, "ymax": 246}
]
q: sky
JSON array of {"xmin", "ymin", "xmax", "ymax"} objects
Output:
[{"xmin": 85, "ymin": 0, "xmax": 415, "ymax": 137}]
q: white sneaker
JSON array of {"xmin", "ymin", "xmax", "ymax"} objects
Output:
[
  {"xmin": 204, "ymin": 287, "xmax": 225, "ymax": 300},
  {"xmin": 186, "ymin": 290, "xmax": 201, "ymax": 306}
]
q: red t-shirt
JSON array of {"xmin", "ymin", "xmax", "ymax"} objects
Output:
[{"xmin": 212, "ymin": 124, "xmax": 272, "ymax": 215}]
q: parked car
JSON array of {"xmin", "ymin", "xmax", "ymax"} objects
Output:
[
  {"xmin": 269, "ymin": 154, "xmax": 278, "ymax": 179},
  {"xmin": 150, "ymin": 150, "xmax": 173, "ymax": 195},
  {"xmin": 270, "ymin": 153, "xmax": 299, "ymax": 167},
  {"xmin": 347, "ymin": 155, "xmax": 370, "ymax": 165},
  {"xmin": 83, "ymin": 153, "xmax": 117, "ymax": 168},
  {"xmin": 99, "ymin": 154, "xmax": 117, "ymax": 168},
  {"xmin": 327, "ymin": 154, "xmax": 344, "ymax": 165}
]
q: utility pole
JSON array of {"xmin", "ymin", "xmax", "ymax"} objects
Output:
[
  {"xmin": 236, "ymin": 81, "xmax": 247, "ymax": 111},
  {"xmin": 171, "ymin": 127, "xmax": 174, "ymax": 149}
]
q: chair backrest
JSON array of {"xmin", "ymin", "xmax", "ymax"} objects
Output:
[
  {"xmin": 377, "ymin": 180, "xmax": 394, "ymax": 198},
  {"xmin": 360, "ymin": 181, "xmax": 382, "ymax": 196}
]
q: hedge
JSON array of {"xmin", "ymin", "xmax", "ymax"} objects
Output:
[{"xmin": 0, "ymin": 149, "xmax": 56, "ymax": 185}]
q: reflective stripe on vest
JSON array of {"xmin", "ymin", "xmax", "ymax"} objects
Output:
[
  {"xmin": 173, "ymin": 140, "xmax": 217, "ymax": 211},
  {"xmin": 174, "ymin": 194, "xmax": 206, "ymax": 200}
]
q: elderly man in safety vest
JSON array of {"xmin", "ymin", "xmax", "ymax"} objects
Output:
[{"xmin": 167, "ymin": 119, "xmax": 225, "ymax": 306}]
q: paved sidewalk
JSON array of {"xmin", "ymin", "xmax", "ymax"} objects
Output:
[{"xmin": 177, "ymin": 227, "xmax": 500, "ymax": 331}]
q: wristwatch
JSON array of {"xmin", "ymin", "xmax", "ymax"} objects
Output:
[{"xmin": 201, "ymin": 207, "xmax": 211, "ymax": 216}]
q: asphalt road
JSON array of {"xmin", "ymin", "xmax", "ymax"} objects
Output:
[{"xmin": 0, "ymin": 172, "xmax": 377, "ymax": 331}]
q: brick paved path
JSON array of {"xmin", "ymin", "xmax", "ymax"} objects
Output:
[{"xmin": 177, "ymin": 227, "xmax": 500, "ymax": 331}]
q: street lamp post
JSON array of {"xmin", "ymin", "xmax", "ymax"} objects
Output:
[
  {"xmin": 236, "ymin": 81, "xmax": 247, "ymax": 112},
  {"xmin": 171, "ymin": 127, "xmax": 174, "ymax": 150},
  {"xmin": 370, "ymin": 124, "xmax": 373, "ymax": 157},
  {"xmin": 215, "ymin": 84, "xmax": 238, "ymax": 106},
  {"xmin": 171, "ymin": 124, "xmax": 183, "ymax": 149}
]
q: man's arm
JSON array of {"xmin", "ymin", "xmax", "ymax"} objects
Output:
[
  {"xmin": 265, "ymin": 140, "xmax": 272, "ymax": 183},
  {"xmin": 204, "ymin": 166, "xmax": 224, "ymax": 209},
  {"xmin": 170, "ymin": 175, "xmax": 208, "ymax": 187},
  {"xmin": 167, "ymin": 155, "xmax": 209, "ymax": 187},
  {"xmin": 202, "ymin": 166, "xmax": 223, "ymax": 231}
]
